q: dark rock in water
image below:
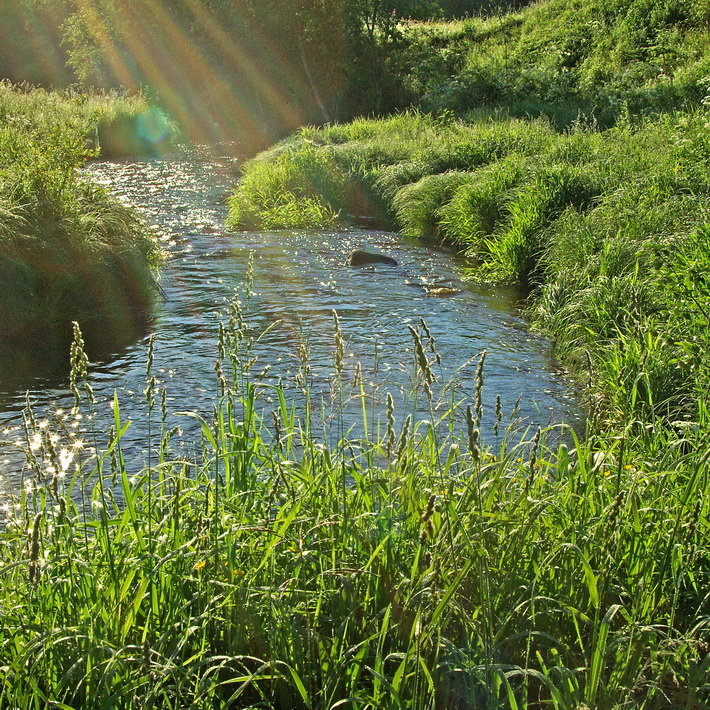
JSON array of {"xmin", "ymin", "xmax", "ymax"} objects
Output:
[
  {"xmin": 348, "ymin": 214, "xmax": 387, "ymax": 229},
  {"xmin": 347, "ymin": 249, "xmax": 398, "ymax": 267}
]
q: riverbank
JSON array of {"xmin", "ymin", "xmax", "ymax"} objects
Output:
[
  {"xmin": 1, "ymin": 310, "xmax": 708, "ymax": 708},
  {"xmin": 228, "ymin": 109, "xmax": 710, "ymax": 435},
  {"xmin": 0, "ymin": 83, "xmax": 173, "ymax": 362}
]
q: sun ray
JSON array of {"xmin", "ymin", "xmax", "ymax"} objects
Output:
[
  {"xmin": 69, "ymin": 0, "xmax": 139, "ymax": 89},
  {"xmin": 175, "ymin": 0, "xmax": 304, "ymax": 129},
  {"xmin": 137, "ymin": 0, "xmax": 277, "ymax": 146},
  {"xmin": 66, "ymin": 0, "xmax": 327, "ymax": 148}
]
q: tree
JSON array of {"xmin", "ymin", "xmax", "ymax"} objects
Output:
[
  {"xmin": 0, "ymin": 0, "xmax": 74, "ymax": 86},
  {"xmin": 60, "ymin": 0, "xmax": 348, "ymax": 145}
]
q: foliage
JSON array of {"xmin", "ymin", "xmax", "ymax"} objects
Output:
[
  {"xmin": 0, "ymin": 0, "xmax": 503, "ymax": 141},
  {"xmin": 59, "ymin": 0, "xmax": 352, "ymax": 146},
  {"xmin": 0, "ymin": 310, "xmax": 708, "ymax": 708},
  {"xmin": 0, "ymin": 83, "xmax": 161, "ymax": 359},
  {"xmin": 0, "ymin": 0, "xmax": 351, "ymax": 146},
  {"xmin": 395, "ymin": 0, "xmax": 710, "ymax": 125},
  {"xmin": 0, "ymin": 0, "xmax": 74, "ymax": 87}
]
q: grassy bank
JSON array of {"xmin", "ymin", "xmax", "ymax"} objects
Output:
[
  {"xmin": 0, "ymin": 83, "xmax": 177, "ymax": 158},
  {"xmin": 227, "ymin": 109, "xmax": 710, "ymax": 432},
  {"xmin": 0, "ymin": 83, "xmax": 170, "ymax": 367},
  {"xmin": 0, "ymin": 313, "xmax": 708, "ymax": 708}
]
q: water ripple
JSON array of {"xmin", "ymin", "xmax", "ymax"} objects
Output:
[{"xmin": 0, "ymin": 150, "xmax": 580, "ymax": 492}]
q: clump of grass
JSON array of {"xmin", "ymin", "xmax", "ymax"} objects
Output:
[
  {"xmin": 392, "ymin": 170, "xmax": 472, "ymax": 240},
  {"xmin": 227, "ymin": 143, "xmax": 347, "ymax": 230},
  {"xmin": 484, "ymin": 161, "xmax": 605, "ymax": 283},
  {"xmin": 0, "ymin": 82, "xmax": 163, "ymax": 362},
  {"xmin": 228, "ymin": 112, "xmax": 554, "ymax": 234},
  {"xmin": 0, "ymin": 312, "xmax": 708, "ymax": 709},
  {"xmin": 437, "ymin": 155, "xmax": 525, "ymax": 254}
]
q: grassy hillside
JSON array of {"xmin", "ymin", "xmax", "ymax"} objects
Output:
[{"xmin": 396, "ymin": 0, "xmax": 710, "ymax": 125}]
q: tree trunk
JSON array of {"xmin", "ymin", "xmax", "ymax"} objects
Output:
[{"xmin": 297, "ymin": 33, "xmax": 332, "ymax": 123}]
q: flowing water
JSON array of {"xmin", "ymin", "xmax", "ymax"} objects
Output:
[{"xmin": 0, "ymin": 149, "xmax": 580, "ymax": 495}]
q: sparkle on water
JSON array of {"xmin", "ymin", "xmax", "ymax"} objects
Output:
[{"xmin": 0, "ymin": 148, "xmax": 580, "ymax": 499}]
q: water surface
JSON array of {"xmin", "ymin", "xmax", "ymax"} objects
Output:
[{"xmin": 0, "ymin": 150, "xmax": 579, "ymax": 492}]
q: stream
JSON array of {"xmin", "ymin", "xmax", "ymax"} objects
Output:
[{"xmin": 0, "ymin": 148, "xmax": 580, "ymax": 495}]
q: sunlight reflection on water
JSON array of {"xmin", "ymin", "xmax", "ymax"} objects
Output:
[{"xmin": 0, "ymin": 149, "xmax": 581, "ymax": 495}]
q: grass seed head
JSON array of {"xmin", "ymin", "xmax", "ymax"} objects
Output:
[
  {"xmin": 494, "ymin": 394, "xmax": 502, "ymax": 435},
  {"xmin": 333, "ymin": 309, "xmax": 344, "ymax": 377},
  {"xmin": 386, "ymin": 392, "xmax": 395, "ymax": 456},
  {"xmin": 466, "ymin": 405, "xmax": 480, "ymax": 465},
  {"xmin": 397, "ymin": 414, "xmax": 412, "ymax": 463}
]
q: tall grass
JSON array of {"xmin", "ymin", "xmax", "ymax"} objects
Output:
[
  {"xmin": 226, "ymin": 143, "xmax": 346, "ymax": 230},
  {"xmin": 0, "ymin": 82, "xmax": 167, "ymax": 363},
  {"xmin": 0, "ymin": 81, "xmax": 176, "ymax": 158},
  {"xmin": 0, "ymin": 312, "xmax": 707, "ymax": 708},
  {"xmin": 228, "ymin": 108, "xmax": 710, "ymax": 433}
]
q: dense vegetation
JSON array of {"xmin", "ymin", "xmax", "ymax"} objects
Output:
[
  {"xmin": 393, "ymin": 0, "xmax": 710, "ymax": 124},
  {"xmin": 0, "ymin": 0, "xmax": 709, "ymax": 707},
  {"xmin": 1, "ymin": 310, "xmax": 707, "ymax": 708},
  {"xmin": 0, "ymin": 84, "xmax": 164, "ymax": 368},
  {"xmin": 0, "ymin": 0, "xmax": 525, "ymax": 147}
]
